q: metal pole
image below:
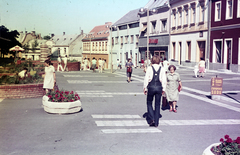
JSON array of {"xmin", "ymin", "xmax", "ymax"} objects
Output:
[
  {"xmin": 90, "ymin": 36, "xmax": 91, "ymax": 67},
  {"xmin": 207, "ymin": 0, "xmax": 212, "ymax": 70},
  {"xmin": 111, "ymin": 27, "xmax": 113, "ymax": 73},
  {"xmin": 147, "ymin": 9, "xmax": 149, "ymax": 67}
]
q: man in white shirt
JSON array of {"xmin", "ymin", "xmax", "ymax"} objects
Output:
[
  {"xmin": 62, "ymin": 55, "xmax": 68, "ymax": 72},
  {"xmin": 57, "ymin": 56, "xmax": 64, "ymax": 71},
  {"xmin": 98, "ymin": 58, "xmax": 103, "ymax": 73},
  {"xmin": 143, "ymin": 56, "xmax": 167, "ymax": 127}
]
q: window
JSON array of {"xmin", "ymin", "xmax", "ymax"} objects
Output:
[
  {"xmin": 102, "ymin": 42, "xmax": 104, "ymax": 51},
  {"xmin": 112, "ymin": 37, "xmax": 114, "ymax": 45},
  {"xmin": 172, "ymin": 42, "xmax": 176, "ymax": 59},
  {"xmin": 119, "ymin": 25, "xmax": 127, "ymax": 30},
  {"xmin": 226, "ymin": 0, "xmax": 233, "ymax": 19},
  {"xmin": 213, "ymin": 40, "xmax": 222, "ymax": 63},
  {"xmin": 178, "ymin": 7, "xmax": 182, "ymax": 26},
  {"xmin": 130, "ymin": 35, "xmax": 134, "ymax": 43},
  {"xmin": 215, "ymin": 2, "xmax": 221, "ymax": 21},
  {"xmin": 199, "ymin": 2, "xmax": 205, "ymax": 23},
  {"xmin": 95, "ymin": 42, "xmax": 98, "ymax": 51},
  {"xmin": 129, "ymin": 23, "xmax": 139, "ymax": 28},
  {"xmin": 172, "ymin": 9, "xmax": 176, "ymax": 28},
  {"xmin": 105, "ymin": 42, "xmax": 107, "ymax": 51},
  {"xmin": 186, "ymin": 41, "xmax": 191, "ymax": 61},
  {"xmin": 92, "ymin": 42, "xmax": 95, "ymax": 51},
  {"xmin": 238, "ymin": 0, "xmax": 240, "ymax": 17},
  {"xmin": 99, "ymin": 42, "xmax": 101, "ymax": 51},
  {"xmin": 151, "ymin": 21, "xmax": 156, "ymax": 34},
  {"xmin": 125, "ymin": 36, "xmax": 128, "ymax": 44},
  {"xmin": 121, "ymin": 36, "xmax": 123, "ymax": 44},
  {"xmin": 184, "ymin": 6, "xmax": 189, "ymax": 26},
  {"xmin": 136, "ymin": 35, "xmax": 139, "ymax": 49},
  {"xmin": 190, "ymin": 3, "xmax": 196, "ymax": 24},
  {"xmin": 115, "ymin": 37, "xmax": 118, "ymax": 44},
  {"xmin": 161, "ymin": 19, "xmax": 167, "ymax": 32},
  {"xmin": 64, "ymin": 48, "xmax": 66, "ymax": 54}
]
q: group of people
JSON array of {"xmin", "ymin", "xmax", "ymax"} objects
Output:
[
  {"xmin": 82, "ymin": 57, "xmax": 105, "ymax": 73},
  {"xmin": 57, "ymin": 55, "xmax": 68, "ymax": 72}
]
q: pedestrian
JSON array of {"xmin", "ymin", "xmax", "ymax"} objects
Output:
[
  {"xmin": 43, "ymin": 60, "xmax": 56, "ymax": 94},
  {"xmin": 57, "ymin": 56, "xmax": 64, "ymax": 71},
  {"xmin": 98, "ymin": 58, "xmax": 103, "ymax": 73},
  {"xmin": 83, "ymin": 58, "xmax": 88, "ymax": 71},
  {"xmin": 162, "ymin": 58, "xmax": 169, "ymax": 73},
  {"xmin": 87, "ymin": 58, "xmax": 90, "ymax": 70},
  {"xmin": 143, "ymin": 56, "xmax": 166, "ymax": 127},
  {"xmin": 92, "ymin": 57, "xmax": 97, "ymax": 72},
  {"xmin": 198, "ymin": 58, "xmax": 205, "ymax": 78},
  {"xmin": 125, "ymin": 58, "xmax": 134, "ymax": 83},
  {"xmin": 119, "ymin": 61, "xmax": 122, "ymax": 69},
  {"xmin": 62, "ymin": 55, "xmax": 68, "ymax": 72},
  {"xmin": 165, "ymin": 65, "xmax": 182, "ymax": 113},
  {"xmin": 117, "ymin": 59, "xmax": 120, "ymax": 69},
  {"xmin": 141, "ymin": 58, "xmax": 144, "ymax": 68}
]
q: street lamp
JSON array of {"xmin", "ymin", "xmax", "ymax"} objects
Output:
[
  {"xmin": 106, "ymin": 25, "xmax": 117, "ymax": 73},
  {"xmin": 139, "ymin": 7, "xmax": 158, "ymax": 67}
]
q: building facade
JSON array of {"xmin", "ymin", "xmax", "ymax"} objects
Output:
[
  {"xmin": 82, "ymin": 22, "xmax": 111, "ymax": 69},
  {"xmin": 139, "ymin": 0, "xmax": 170, "ymax": 62},
  {"xmin": 170, "ymin": 0, "xmax": 210, "ymax": 67},
  {"xmin": 210, "ymin": 0, "xmax": 240, "ymax": 72},
  {"xmin": 47, "ymin": 32, "xmax": 84, "ymax": 61},
  {"xmin": 112, "ymin": 9, "xmax": 140, "ymax": 68}
]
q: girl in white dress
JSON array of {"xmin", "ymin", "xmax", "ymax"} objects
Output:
[{"xmin": 43, "ymin": 60, "xmax": 56, "ymax": 93}]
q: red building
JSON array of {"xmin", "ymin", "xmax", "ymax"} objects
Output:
[{"xmin": 210, "ymin": 0, "xmax": 240, "ymax": 72}]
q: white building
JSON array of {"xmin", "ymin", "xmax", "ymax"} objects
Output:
[{"xmin": 170, "ymin": 0, "xmax": 209, "ymax": 67}]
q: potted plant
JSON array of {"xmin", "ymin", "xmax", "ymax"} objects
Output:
[
  {"xmin": 202, "ymin": 135, "xmax": 240, "ymax": 155},
  {"xmin": 42, "ymin": 90, "xmax": 82, "ymax": 114}
]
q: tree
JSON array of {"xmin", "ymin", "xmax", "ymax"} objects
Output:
[
  {"xmin": 43, "ymin": 35, "xmax": 51, "ymax": 40},
  {"xmin": 0, "ymin": 25, "xmax": 21, "ymax": 58},
  {"xmin": 32, "ymin": 39, "xmax": 39, "ymax": 53}
]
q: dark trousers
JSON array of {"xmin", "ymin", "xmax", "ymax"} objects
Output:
[{"xmin": 147, "ymin": 86, "xmax": 162, "ymax": 126}]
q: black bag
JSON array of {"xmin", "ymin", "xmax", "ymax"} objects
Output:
[{"xmin": 127, "ymin": 67, "xmax": 132, "ymax": 73}]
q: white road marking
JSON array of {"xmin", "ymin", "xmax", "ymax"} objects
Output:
[
  {"xmin": 68, "ymin": 80, "xmax": 141, "ymax": 83},
  {"xmin": 92, "ymin": 114, "xmax": 141, "ymax": 118},
  {"xmin": 76, "ymin": 91, "xmax": 143, "ymax": 97},
  {"xmin": 63, "ymin": 75, "xmax": 109, "ymax": 77},
  {"xmin": 181, "ymin": 91, "xmax": 240, "ymax": 112},
  {"xmin": 95, "ymin": 119, "xmax": 240, "ymax": 127},
  {"xmin": 101, "ymin": 128, "xmax": 162, "ymax": 134}
]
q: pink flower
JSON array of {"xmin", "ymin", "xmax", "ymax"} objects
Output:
[
  {"xmin": 70, "ymin": 91, "xmax": 74, "ymax": 94},
  {"xmin": 226, "ymin": 138, "xmax": 232, "ymax": 143},
  {"xmin": 55, "ymin": 94, "xmax": 58, "ymax": 98},
  {"xmin": 78, "ymin": 96, "xmax": 80, "ymax": 100},
  {"xmin": 48, "ymin": 95, "xmax": 52, "ymax": 98},
  {"xmin": 61, "ymin": 91, "xmax": 63, "ymax": 94},
  {"xmin": 220, "ymin": 138, "xmax": 224, "ymax": 143},
  {"xmin": 52, "ymin": 99, "xmax": 54, "ymax": 102},
  {"xmin": 65, "ymin": 91, "xmax": 69, "ymax": 95},
  {"xmin": 75, "ymin": 93, "xmax": 78, "ymax": 96},
  {"xmin": 70, "ymin": 99, "xmax": 74, "ymax": 102},
  {"xmin": 224, "ymin": 135, "xmax": 229, "ymax": 139}
]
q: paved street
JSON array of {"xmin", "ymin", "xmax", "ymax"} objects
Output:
[{"xmin": 0, "ymin": 67, "xmax": 240, "ymax": 155}]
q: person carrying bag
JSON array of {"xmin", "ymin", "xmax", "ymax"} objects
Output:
[{"xmin": 143, "ymin": 56, "xmax": 166, "ymax": 127}]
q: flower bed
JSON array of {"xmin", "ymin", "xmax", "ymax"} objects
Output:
[{"xmin": 42, "ymin": 90, "xmax": 81, "ymax": 114}]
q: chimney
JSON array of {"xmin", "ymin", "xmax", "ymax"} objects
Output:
[
  {"xmin": 32, "ymin": 31, "xmax": 35, "ymax": 35},
  {"xmin": 25, "ymin": 31, "xmax": 27, "ymax": 34},
  {"xmin": 51, "ymin": 34, "xmax": 54, "ymax": 38},
  {"xmin": 63, "ymin": 32, "xmax": 65, "ymax": 35},
  {"xmin": 81, "ymin": 30, "xmax": 83, "ymax": 35}
]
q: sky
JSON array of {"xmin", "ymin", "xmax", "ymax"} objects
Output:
[{"xmin": 0, "ymin": 0, "xmax": 148, "ymax": 37}]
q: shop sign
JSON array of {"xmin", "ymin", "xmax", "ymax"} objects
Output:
[
  {"xmin": 211, "ymin": 77, "xmax": 223, "ymax": 95},
  {"xmin": 149, "ymin": 39, "xmax": 158, "ymax": 44}
]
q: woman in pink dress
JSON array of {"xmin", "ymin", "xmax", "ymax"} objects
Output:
[{"xmin": 198, "ymin": 58, "xmax": 205, "ymax": 78}]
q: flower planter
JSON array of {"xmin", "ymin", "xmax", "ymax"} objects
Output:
[
  {"xmin": 202, "ymin": 143, "xmax": 221, "ymax": 155},
  {"xmin": 42, "ymin": 96, "xmax": 81, "ymax": 114}
]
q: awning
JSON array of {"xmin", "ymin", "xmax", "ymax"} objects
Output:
[{"xmin": 140, "ymin": 27, "xmax": 147, "ymax": 32}]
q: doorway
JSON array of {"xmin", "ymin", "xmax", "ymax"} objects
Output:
[
  {"xmin": 198, "ymin": 41, "xmax": 205, "ymax": 60},
  {"xmin": 226, "ymin": 40, "xmax": 232, "ymax": 70},
  {"xmin": 179, "ymin": 42, "xmax": 182, "ymax": 64}
]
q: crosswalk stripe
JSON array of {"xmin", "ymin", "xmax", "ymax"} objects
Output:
[
  {"xmin": 95, "ymin": 119, "xmax": 240, "ymax": 126},
  {"xmin": 0, "ymin": 98, "xmax": 4, "ymax": 102},
  {"xmin": 101, "ymin": 128, "xmax": 162, "ymax": 134},
  {"xmin": 63, "ymin": 75, "xmax": 109, "ymax": 77},
  {"xmin": 92, "ymin": 115, "xmax": 141, "ymax": 118},
  {"xmin": 68, "ymin": 80, "xmax": 141, "ymax": 83}
]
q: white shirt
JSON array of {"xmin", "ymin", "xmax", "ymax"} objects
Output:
[
  {"xmin": 62, "ymin": 57, "xmax": 68, "ymax": 64},
  {"xmin": 144, "ymin": 64, "xmax": 167, "ymax": 91},
  {"xmin": 57, "ymin": 57, "xmax": 61, "ymax": 63}
]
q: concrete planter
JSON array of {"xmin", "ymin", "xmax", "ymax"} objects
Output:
[
  {"xmin": 202, "ymin": 143, "xmax": 221, "ymax": 155},
  {"xmin": 42, "ymin": 96, "xmax": 82, "ymax": 114}
]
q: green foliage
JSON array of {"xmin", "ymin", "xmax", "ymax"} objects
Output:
[
  {"xmin": 43, "ymin": 35, "xmax": 51, "ymax": 40},
  {"xmin": 0, "ymin": 25, "xmax": 21, "ymax": 58},
  {"xmin": 32, "ymin": 40, "xmax": 39, "ymax": 53}
]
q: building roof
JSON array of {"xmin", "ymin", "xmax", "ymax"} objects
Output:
[
  {"xmin": 82, "ymin": 22, "xmax": 111, "ymax": 41},
  {"xmin": 113, "ymin": 9, "xmax": 139, "ymax": 26},
  {"xmin": 27, "ymin": 39, "xmax": 46, "ymax": 48},
  {"xmin": 144, "ymin": 0, "xmax": 168, "ymax": 9},
  {"xmin": 51, "ymin": 34, "xmax": 79, "ymax": 46}
]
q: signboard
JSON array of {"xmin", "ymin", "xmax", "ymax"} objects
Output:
[
  {"xmin": 149, "ymin": 39, "xmax": 158, "ymax": 44},
  {"xmin": 211, "ymin": 77, "xmax": 223, "ymax": 95}
]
